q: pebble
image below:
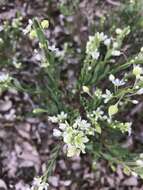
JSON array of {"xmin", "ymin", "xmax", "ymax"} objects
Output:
[
  {"xmin": 0, "ymin": 100, "xmax": 12, "ymax": 112},
  {"xmin": 0, "ymin": 179, "xmax": 8, "ymax": 190},
  {"xmin": 123, "ymin": 176, "xmax": 138, "ymax": 186},
  {"xmin": 48, "ymin": 176, "xmax": 59, "ymax": 187}
]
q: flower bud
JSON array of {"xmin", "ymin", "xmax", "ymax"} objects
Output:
[
  {"xmin": 82, "ymin": 86, "xmax": 90, "ymax": 94},
  {"xmin": 133, "ymin": 65, "xmax": 142, "ymax": 78},
  {"xmin": 140, "ymin": 47, "xmax": 143, "ymax": 52},
  {"xmin": 109, "ymin": 74, "xmax": 115, "ymax": 81},
  {"xmin": 108, "ymin": 104, "xmax": 118, "ymax": 117},
  {"xmin": 115, "ymin": 28, "xmax": 122, "ymax": 35},
  {"xmin": 29, "ymin": 29, "xmax": 37, "ymax": 39},
  {"xmin": 53, "ymin": 129, "xmax": 62, "ymax": 137},
  {"xmin": 41, "ymin": 20, "xmax": 49, "ymax": 29}
]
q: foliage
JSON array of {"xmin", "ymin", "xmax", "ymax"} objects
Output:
[
  {"xmin": 29, "ymin": 17, "xmax": 143, "ymax": 180},
  {"xmin": 1, "ymin": 0, "xmax": 143, "ymax": 189}
]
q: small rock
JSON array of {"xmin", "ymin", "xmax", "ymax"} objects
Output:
[
  {"xmin": 4, "ymin": 109, "xmax": 16, "ymax": 121},
  {"xmin": 0, "ymin": 100, "xmax": 12, "ymax": 112},
  {"xmin": 123, "ymin": 176, "xmax": 138, "ymax": 186},
  {"xmin": 72, "ymin": 162, "xmax": 81, "ymax": 170},
  {"xmin": 58, "ymin": 160, "xmax": 67, "ymax": 170},
  {"xmin": 106, "ymin": 176, "xmax": 115, "ymax": 187},
  {"xmin": 15, "ymin": 123, "xmax": 31, "ymax": 140},
  {"xmin": 60, "ymin": 180, "xmax": 71, "ymax": 186},
  {"xmin": 26, "ymin": 117, "xmax": 40, "ymax": 124},
  {"xmin": 48, "ymin": 176, "xmax": 59, "ymax": 187},
  {"xmin": 0, "ymin": 179, "xmax": 7, "ymax": 190}
]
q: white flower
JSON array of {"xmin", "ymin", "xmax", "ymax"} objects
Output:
[
  {"xmin": 96, "ymin": 107, "xmax": 104, "ymax": 116},
  {"xmin": 113, "ymin": 42, "xmax": 119, "ymax": 49},
  {"xmin": 131, "ymin": 171, "xmax": 138, "ymax": 177},
  {"xmin": 59, "ymin": 123, "xmax": 67, "ymax": 130},
  {"xmin": 112, "ymin": 50, "xmax": 121, "ymax": 56},
  {"xmin": 112, "ymin": 78, "xmax": 125, "ymax": 86},
  {"xmin": 98, "ymin": 32, "xmax": 108, "ymax": 41},
  {"xmin": 57, "ymin": 111, "xmax": 67, "ymax": 121},
  {"xmin": 82, "ymin": 86, "xmax": 90, "ymax": 93},
  {"xmin": 109, "ymin": 75, "xmax": 125, "ymax": 86},
  {"xmin": 102, "ymin": 89, "xmax": 113, "ymax": 103},
  {"xmin": 23, "ymin": 19, "xmax": 33, "ymax": 35},
  {"xmin": 67, "ymin": 145, "xmax": 80, "ymax": 157},
  {"xmin": 86, "ymin": 32, "xmax": 108, "ymax": 60},
  {"xmin": 31, "ymin": 177, "xmax": 49, "ymax": 190},
  {"xmin": 88, "ymin": 36, "xmax": 94, "ymax": 42},
  {"xmin": 48, "ymin": 116, "xmax": 58, "ymax": 123},
  {"xmin": 104, "ymin": 38, "xmax": 111, "ymax": 46},
  {"xmin": 136, "ymin": 88, "xmax": 143, "ymax": 95},
  {"xmin": 109, "ymin": 74, "xmax": 115, "ymax": 81},
  {"xmin": 133, "ymin": 65, "xmax": 143, "ymax": 78},
  {"xmin": 140, "ymin": 47, "xmax": 143, "ymax": 52},
  {"xmin": 132, "ymin": 100, "xmax": 139, "ymax": 104},
  {"xmin": 115, "ymin": 28, "xmax": 122, "ymax": 35},
  {"xmin": 88, "ymin": 66, "xmax": 92, "ymax": 70},
  {"xmin": 0, "ymin": 38, "xmax": 3, "ymax": 44},
  {"xmin": 48, "ymin": 45, "xmax": 64, "ymax": 57},
  {"xmin": 73, "ymin": 117, "xmax": 91, "ymax": 130},
  {"xmin": 0, "ymin": 73, "xmax": 11, "ymax": 83},
  {"xmin": 49, "ymin": 112, "xmax": 67, "ymax": 123},
  {"xmin": 94, "ymin": 88, "xmax": 102, "ymax": 98},
  {"xmin": 92, "ymin": 108, "xmax": 104, "ymax": 121},
  {"xmin": 53, "ymin": 129, "xmax": 62, "ymax": 137},
  {"xmin": 91, "ymin": 51, "xmax": 100, "ymax": 60},
  {"xmin": 130, "ymin": 0, "xmax": 135, "ymax": 3},
  {"xmin": 102, "ymin": 115, "xmax": 108, "ymax": 120},
  {"xmin": 136, "ymin": 160, "xmax": 143, "ymax": 167}
]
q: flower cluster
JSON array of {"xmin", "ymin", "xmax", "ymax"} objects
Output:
[
  {"xmin": 48, "ymin": 111, "xmax": 67, "ymax": 123},
  {"xmin": 0, "ymin": 73, "xmax": 11, "ymax": 83},
  {"xmin": 22, "ymin": 19, "xmax": 143, "ymax": 178},
  {"xmin": 50, "ymin": 103, "xmax": 134, "ymax": 157},
  {"xmin": 110, "ymin": 121, "xmax": 132, "ymax": 134},
  {"xmin": 130, "ymin": 154, "xmax": 143, "ymax": 178},
  {"xmin": 0, "ymin": 72, "xmax": 12, "ymax": 92},
  {"xmin": 24, "ymin": 19, "xmax": 49, "ymax": 37},
  {"xmin": 86, "ymin": 27, "xmax": 130, "ymax": 60},
  {"xmin": 48, "ymin": 44, "xmax": 65, "ymax": 58},
  {"xmin": 49, "ymin": 112, "xmax": 95, "ymax": 157},
  {"xmin": 86, "ymin": 32, "xmax": 108, "ymax": 59}
]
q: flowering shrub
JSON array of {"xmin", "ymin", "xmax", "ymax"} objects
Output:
[
  {"xmin": 20, "ymin": 18, "xmax": 143, "ymax": 181},
  {"xmin": 1, "ymin": 1, "xmax": 143, "ymax": 188}
]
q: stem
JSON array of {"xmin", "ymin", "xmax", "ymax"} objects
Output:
[{"xmin": 42, "ymin": 145, "xmax": 60, "ymax": 182}]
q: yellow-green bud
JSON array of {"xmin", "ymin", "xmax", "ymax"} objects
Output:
[
  {"xmin": 41, "ymin": 20, "xmax": 49, "ymax": 29},
  {"xmin": 133, "ymin": 65, "xmax": 142, "ymax": 78},
  {"xmin": 115, "ymin": 28, "xmax": 122, "ymax": 35},
  {"xmin": 82, "ymin": 86, "xmax": 89, "ymax": 94},
  {"xmin": 29, "ymin": 29, "xmax": 37, "ymax": 39},
  {"xmin": 141, "ymin": 47, "xmax": 143, "ymax": 52},
  {"xmin": 108, "ymin": 104, "xmax": 118, "ymax": 117},
  {"xmin": 39, "ymin": 42, "xmax": 44, "ymax": 48}
]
